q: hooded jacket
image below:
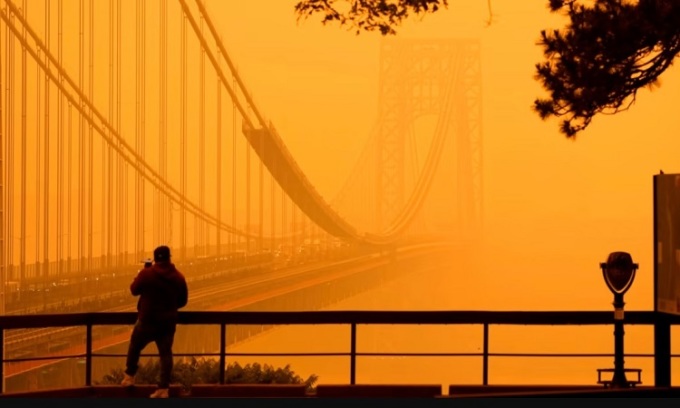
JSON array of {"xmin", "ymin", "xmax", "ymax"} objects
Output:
[{"xmin": 130, "ymin": 261, "xmax": 188, "ymax": 325}]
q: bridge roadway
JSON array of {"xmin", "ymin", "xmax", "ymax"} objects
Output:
[
  {"xmin": 4, "ymin": 250, "xmax": 376, "ymax": 357},
  {"xmin": 3, "ymin": 241, "xmax": 449, "ymax": 380},
  {"xmin": 3, "ymin": 246, "xmax": 374, "ymax": 353},
  {"xmin": 3, "ymin": 250, "xmax": 283, "ymax": 315}
]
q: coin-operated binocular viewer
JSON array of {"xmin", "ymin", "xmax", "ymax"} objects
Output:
[{"xmin": 598, "ymin": 251, "xmax": 639, "ymax": 388}]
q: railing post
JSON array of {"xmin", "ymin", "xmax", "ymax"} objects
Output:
[
  {"xmin": 85, "ymin": 322, "xmax": 92, "ymax": 386},
  {"xmin": 654, "ymin": 315, "xmax": 671, "ymax": 387},
  {"xmin": 219, "ymin": 323, "xmax": 226, "ymax": 384},
  {"xmin": 482, "ymin": 323, "xmax": 489, "ymax": 386},
  {"xmin": 350, "ymin": 322, "xmax": 356, "ymax": 385},
  {"xmin": 1, "ymin": 327, "xmax": 4, "ymax": 394},
  {"xmin": 611, "ymin": 305, "xmax": 629, "ymax": 388}
]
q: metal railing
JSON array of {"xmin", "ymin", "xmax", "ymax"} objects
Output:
[{"xmin": 0, "ymin": 310, "xmax": 677, "ymax": 393}]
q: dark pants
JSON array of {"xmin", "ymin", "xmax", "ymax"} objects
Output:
[{"xmin": 125, "ymin": 319, "xmax": 176, "ymax": 388}]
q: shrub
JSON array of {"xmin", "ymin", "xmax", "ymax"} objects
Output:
[{"xmin": 98, "ymin": 357, "xmax": 318, "ymax": 392}]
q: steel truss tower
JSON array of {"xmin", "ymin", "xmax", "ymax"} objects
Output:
[{"xmin": 374, "ymin": 38, "xmax": 482, "ymax": 238}]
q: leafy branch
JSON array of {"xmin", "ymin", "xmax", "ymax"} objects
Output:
[
  {"xmin": 98, "ymin": 358, "xmax": 319, "ymax": 393},
  {"xmin": 533, "ymin": 0, "xmax": 680, "ymax": 137},
  {"xmin": 294, "ymin": 0, "xmax": 448, "ymax": 35}
]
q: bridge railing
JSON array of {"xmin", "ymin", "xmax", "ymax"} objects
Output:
[{"xmin": 0, "ymin": 310, "xmax": 677, "ymax": 393}]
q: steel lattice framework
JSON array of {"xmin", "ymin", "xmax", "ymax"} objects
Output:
[{"xmin": 374, "ymin": 38, "xmax": 482, "ymax": 236}]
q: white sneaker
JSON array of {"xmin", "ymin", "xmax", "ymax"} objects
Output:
[
  {"xmin": 120, "ymin": 373, "xmax": 135, "ymax": 387},
  {"xmin": 150, "ymin": 388, "xmax": 169, "ymax": 398}
]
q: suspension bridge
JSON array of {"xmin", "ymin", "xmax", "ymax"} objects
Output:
[{"xmin": 0, "ymin": 0, "xmax": 482, "ymax": 315}]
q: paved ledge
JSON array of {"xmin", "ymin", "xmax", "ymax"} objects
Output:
[
  {"xmin": 314, "ymin": 384, "xmax": 442, "ymax": 398},
  {"xmin": 0, "ymin": 387, "xmax": 94, "ymax": 398},
  {"xmin": 3, "ymin": 384, "xmax": 680, "ymax": 398},
  {"xmin": 190, "ymin": 384, "xmax": 308, "ymax": 398},
  {"xmin": 446, "ymin": 385, "xmax": 680, "ymax": 398},
  {"xmin": 93, "ymin": 385, "xmax": 185, "ymax": 398},
  {"xmin": 449, "ymin": 384, "xmax": 606, "ymax": 395},
  {"xmin": 0, "ymin": 385, "xmax": 185, "ymax": 398}
]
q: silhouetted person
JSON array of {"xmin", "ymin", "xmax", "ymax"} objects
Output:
[{"xmin": 121, "ymin": 245, "xmax": 188, "ymax": 398}]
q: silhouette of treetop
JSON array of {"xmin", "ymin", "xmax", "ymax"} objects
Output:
[
  {"xmin": 534, "ymin": 0, "xmax": 680, "ymax": 138},
  {"xmin": 294, "ymin": 0, "xmax": 447, "ymax": 35}
]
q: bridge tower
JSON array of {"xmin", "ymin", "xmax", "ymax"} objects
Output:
[{"xmin": 374, "ymin": 38, "xmax": 482, "ymax": 238}]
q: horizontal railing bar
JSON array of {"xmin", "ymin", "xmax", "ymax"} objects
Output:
[
  {"xmin": 86, "ymin": 353, "xmax": 680, "ymax": 358},
  {"xmin": 3, "ymin": 354, "xmax": 86, "ymax": 363},
  {"xmin": 81, "ymin": 352, "xmax": 661, "ymax": 358},
  {"xmin": 91, "ymin": 352, "xmax": 479, "ymax": 358},
  {"xmin": 5, "ymin": 351, "xmax": 659, "ymax": 364},
  {"xmin": 0, "ymin": 310, "xmax": 673, "ymax": 329},
  {"xmin": 357, "ymin": 352, "xmax": 654, "ymax": 358},
  {"xmin": 91, "ymin": 352, "xmax": 350, "ymax": 358},
  {"xmin": 487, "ymin": 353, "xmax": 654, "ymax": 358},
  {"xmin": 203, "ymin": 352, "xmax": 348, "ymax": 357},
  {"xmin": 91, "ymin": 353, "xmax": 220, "ymax": 358}
]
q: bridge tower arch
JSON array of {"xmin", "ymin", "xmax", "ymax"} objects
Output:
[{"xmin": 374, "ymin": 38, "xmax": 482, "ymax": 239}]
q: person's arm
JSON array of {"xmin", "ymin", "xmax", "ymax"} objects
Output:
[
  {"xmin": 177, "ymin": 277, "xmax": 188, "ymax": 309},
  {"xmin": 130, "ymin": 269, "xmax": 148, "ymax": 296}
]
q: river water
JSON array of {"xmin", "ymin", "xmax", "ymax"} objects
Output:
[{"xmin": 219, "ymin": 248, "xmax": 665, "ymax": 389}]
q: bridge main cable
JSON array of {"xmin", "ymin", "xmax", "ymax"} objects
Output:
[
  {"xmin": 177, "ymin": 0, "xmax": 259, "ymax": 132},
  {"xmin": 182, "ymin": 0, "xmax": 407, "ymax": 246}
]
